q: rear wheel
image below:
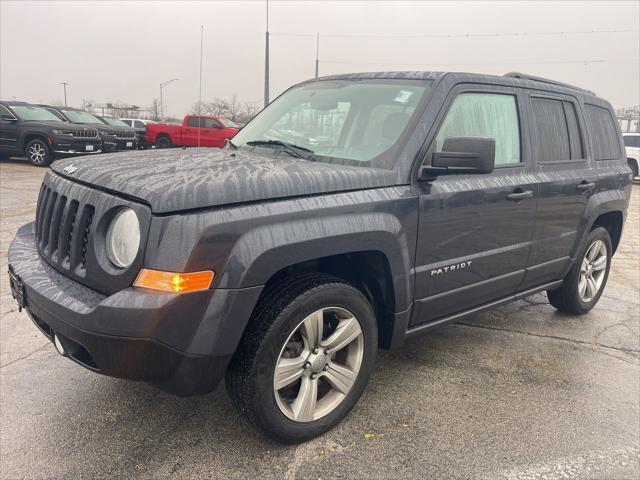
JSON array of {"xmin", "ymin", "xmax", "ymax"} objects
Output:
[
  {"xmin": 225, "ymin": 274, "xmax": 377, "ymax": 444},
  {"xmin": 547, "ymin": 227, "xmax": 612, "ymax": 314},
  {"xmin": 155, "ymin": 136, "xmax": 172, "ymax": 149},
  {"xmin": 25, "ymin": 139, "xmax": 53, "ymax": 167}
]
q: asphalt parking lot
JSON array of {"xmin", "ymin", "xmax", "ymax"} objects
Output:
[{"xmin": 0, "ymin": 159, "xmax": 638, "ymax": 479}]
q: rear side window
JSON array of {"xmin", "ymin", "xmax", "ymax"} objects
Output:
[
  {"xmin": 435, "ymin": 93, "xmax": 521, "ymax": 165},
  {"xmin": 585, "ymin": 104, "xmax": 621, "ymax": 160},
  {"xmin": 624, "ymin": 136, "xmax": 640, "ymax": 148},
  {"xmin": 531, "ymin": 97, "xmax": 584, "ymax": 162}
]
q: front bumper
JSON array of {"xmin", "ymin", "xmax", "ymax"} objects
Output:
[
  {"xmin": 52, "ymin": 136, "xmax": 102, "ymax": 155},
  {"xmin": 115, "ymin": 138, "xmax": 138, "ymax": 150},
  {"xmin": 8, "ymin": 222, "xmax": 262, "ymax": 396}
]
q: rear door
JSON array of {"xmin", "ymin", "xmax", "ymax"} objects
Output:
[
  {"xmin": 411, "ymin": 85, "xmax": 538, "ymax": 326},
  {"xmin": 521, "ymin": 93, "xmax": 592, "ymax": 289}
]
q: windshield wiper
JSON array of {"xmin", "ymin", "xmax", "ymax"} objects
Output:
[{"xmin": 245, "ymin": 139, "xmax": 314, "ymax": 159}]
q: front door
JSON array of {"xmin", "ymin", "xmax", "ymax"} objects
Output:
[{"xmin": 411, "ymin": 86, "xmax": 537, "ymax": 326}]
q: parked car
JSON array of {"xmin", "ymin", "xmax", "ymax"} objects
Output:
[
  {"xmin": 120, "ymin": 118, "xmax": 155, "ymax": 148},
  {"xmin": 96, "ymin": 116, "xmax": 140, "ymax": 151},
  {"xmin": 0, "ymin": 101, "xmax": 101, "ymax": 166},
  {"xmin": 623, "ymin": 133, "xmax": 639, "ymax": 178},
  {"xmin": 42, "ymin": 106, "xmax": 137, "ymax": 153},
  {"xmin": 145, "ymin": 115, "xmax": 238, "ymax": 148},
  {"xmin": 8, "ymin": 71, "xmax": 632, "ymax": 444}
]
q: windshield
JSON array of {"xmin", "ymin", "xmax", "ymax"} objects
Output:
[
  {"xmin": 220, "ymin": 118, "xmax": 239, "ymax": 128},
  {"xmin": 102, "ymin": 117, "xmax": 128, "ymax": 127},
  {"xmin": 61, "ymin": 109, "xmax": 104, "ymax": 124},
  {"xmin": 9, "ymin": 105, "xmax": 63, "ymax": 122},
  {"xmin": 232, "ymin": 79, "xmax": 430, "ymax": 169}
]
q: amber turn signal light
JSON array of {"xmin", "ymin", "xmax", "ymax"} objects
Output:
[{"xmin": 134, "ymin": 269, "xmax": 214, "ymax": 293}]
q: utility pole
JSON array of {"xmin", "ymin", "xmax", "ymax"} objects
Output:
[
  {"xmin": 264, "ymin": 0, "xmax": 270, "ymax": 107},
  {"xmin": 315, "ymin": 33, "xmax": 319, "ymax": 78},
  {"xmin": 60, "ymin": 82, "xmax": 69, "ymax": 106},
  {"xmin": 197, "ymin": 25, "xmax": 204, "ymax": 150},
  {"xmin": 159, "ymin": 78, "xmax": 179, "ymax": 120}
]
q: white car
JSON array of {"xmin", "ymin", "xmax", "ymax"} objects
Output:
[
  {"xmin": 120, "ymin": 118, "xmax": 157, "ymax": 129},
  {"xmin": 623, "ymin": 133, "xmax": 639, "ymax": 178}
]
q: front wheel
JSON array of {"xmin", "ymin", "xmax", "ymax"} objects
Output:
[
  {"xmin": 25, "ymin": 139, "xmax": 53, "ymax": 167},
  {"xmin": 547, "ymin": 227, "xmax": 612, "ymax": 314},
  {"xmin": 225, "ymin": 274, "xmax": 377, "ymax": 444}
]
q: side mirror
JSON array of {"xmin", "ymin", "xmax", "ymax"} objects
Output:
[{"xmin": 419, "ymin": 137, "xmax": 495, "ymax": 179}]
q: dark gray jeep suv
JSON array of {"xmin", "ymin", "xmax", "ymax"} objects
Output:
[{"xmin": 8, "ymin": 72, "xmax": 632, "ymax": 443}]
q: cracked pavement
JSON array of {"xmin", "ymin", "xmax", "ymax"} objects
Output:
[{"xmin": 1, "ymin": 160, "xmax": 638, "ymax": 479}]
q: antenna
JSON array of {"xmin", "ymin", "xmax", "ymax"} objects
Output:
[{"xmin": 197, "ymin": 25, "xmax": 204, "ymax": 151}]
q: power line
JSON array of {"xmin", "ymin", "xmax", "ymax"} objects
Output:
[
  {"xmin": 320, "ymin": 58, "xmax": 639, "ymax": 67},
  {"xmin": 271, "ymin": 28, "xmax": 638, "ymax": 39}
]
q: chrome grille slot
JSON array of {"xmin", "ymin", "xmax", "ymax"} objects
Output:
[
  {"xmin": 36, "ymin": 187, "xmax": 51, "ymax": 242},
  {"xmin": 62, "ymin": 200, "xmax": 79, "ymax": 269},
  {"xmin": 71, "ymin": 130, "xmax": 98, "ymax": 138},
  {"xmin": 115, "ymin": 131, "xmax": 136, "ymax": 139}
]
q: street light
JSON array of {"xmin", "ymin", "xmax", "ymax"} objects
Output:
[
  {"xmin": 60, "ymin": 82, "xmax": 70, "ymax": 106},
  {"xmin": 159, "ymin": 78, "xmax": 179, "ymax": 120}
]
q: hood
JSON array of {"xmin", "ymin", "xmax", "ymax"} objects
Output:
[
  {"xmin": 51, "ymin": 148, "xmax": 399, "ymax": 214},
  {"xmin": 21, "ymin": 120, "xmax": 72, "ymax": 129}
]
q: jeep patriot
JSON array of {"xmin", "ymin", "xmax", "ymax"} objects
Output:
[{"xmin": 8, "ymin": 72, "xmax": 632, "ymax": 443}]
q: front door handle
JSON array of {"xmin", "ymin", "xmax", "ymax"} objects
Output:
[
  {"xmin": 577, "ymin": 182, "xmax": 596, "ymax": 191},
  {"xmin": 507, "ymin": 189, "xmax": 534, "ymax": 201}
]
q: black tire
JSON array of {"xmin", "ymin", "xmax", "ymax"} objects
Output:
[
  {"xmin": 547, "ymin": 227, "xmax": 612, "ymax": 315},
  {"xmin": 25, "ymin": 138, "xmax": 53, "ymax": 167},
  {"xmin": 225, "ymin": 273, "xmax": 377, "ymax": 444},
  {"xmin": 628, "ymin": 158, "xmax": 639, "ymax": 179},
  {"xmin": 155, "ymin": 135, "xmax": 172, "ymax": 149}
]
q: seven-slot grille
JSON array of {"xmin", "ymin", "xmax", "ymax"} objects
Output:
[
  {"xmin": 35, "ymin": 183, "xmax": 95, "ymax": 273},
  {"xmin": 72, "ymin": 129, "xmax": 99, "ymax": 138},
  {"xmin": 115, "ymin": 131, "xmax": 136, "ymax": 139}
]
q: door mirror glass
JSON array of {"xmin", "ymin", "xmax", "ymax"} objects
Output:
[{"xmin": 420, "ymin": 137, "xmax": 495, "ymax": 178}]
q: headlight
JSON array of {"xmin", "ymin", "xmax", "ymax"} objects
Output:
[
  {"xmin": 51, "ymin": 129, "xmax": 72, "ymax": 135},
  {"xmin": 106, "ymin": 209, "xmax": 140, "ymax": 268}
]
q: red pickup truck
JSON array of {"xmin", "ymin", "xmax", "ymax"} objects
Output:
[{"xmin": 146, "ymin": 115, "xmax": 239, "ymax": 148}]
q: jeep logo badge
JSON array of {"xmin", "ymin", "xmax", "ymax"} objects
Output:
[{"xmin": 63, "ymin": 164, "xmax": 78, "ymax": 175}]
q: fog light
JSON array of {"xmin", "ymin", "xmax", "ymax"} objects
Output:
[{"xmin": 53, "ymin": 334, "xmax": 66, "ymax": 356}]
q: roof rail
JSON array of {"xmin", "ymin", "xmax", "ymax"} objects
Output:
[{"xmin": 504, "ymin": 72, "xmax": 595, "ymax": 96}]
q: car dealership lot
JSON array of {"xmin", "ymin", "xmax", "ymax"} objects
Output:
[{"xmin": 0, "ymin": 160, "xmax": 638, "ymax": 479}]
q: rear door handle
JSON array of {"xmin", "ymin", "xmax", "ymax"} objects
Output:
[
  {"xmin": 507, "ymin": 190, "xmax": 534, "ymax": 201},
  {"xmin": 577, "ymin": 182, "xmax": 596, "ymax": 191}
]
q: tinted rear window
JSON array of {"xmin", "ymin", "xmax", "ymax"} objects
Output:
[
  {"xmin": 531, "ymin": 98, "xmax": 571, "ymax": 161},
  {"xmin": 585, "ymin": 104, "xmax": 621, "ymax": 160},
  {"xmin": 624, "ymin": 135, "xmax": 640, "ymax": 148}
]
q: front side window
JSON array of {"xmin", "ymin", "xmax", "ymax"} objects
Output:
[
  {"xmin": 435, "ymin": 93, "xmax": 521, "ymax": 166},
  {"xmin": 9, "ymin": 105, "xmax": 62, "ymax": 122},
  {"xmin": 232, "ymin": 79, "xmax": 430, "ymax": 169},
  {"xmin": 0, "ymin": 104, "xmax": 16, "ymax": 118},
  {"xmin": 585, "ymin": 104, "xmax": 622, "ymax": 160},
  {"xmin": 187, "ymin": 117, "xmax": 220, "ymax": 128}
]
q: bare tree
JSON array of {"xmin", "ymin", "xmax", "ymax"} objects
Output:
[
  {"xmin": 149, "ymin": 98, "xmax": 162, "ymax": 121},
  {"xmin": 190, "ymin": 100, "xmax": 207, "ymax": 115}
]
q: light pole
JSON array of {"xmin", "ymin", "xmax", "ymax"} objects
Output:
[
  {"xmin": 60, "ymin": 82, "xmax": 69, "ymax": 106},
  {"xmin": 159, "ymin": 78, "xmax": 179, "ymax": 120},
  {"xmin": 264, "ymin": 0, "xmax": 269, "ymax": 107}
]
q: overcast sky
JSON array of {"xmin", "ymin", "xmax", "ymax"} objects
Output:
[{"xmin": 1, "ymin": 1, "xmax": 638, "ymax": 117}]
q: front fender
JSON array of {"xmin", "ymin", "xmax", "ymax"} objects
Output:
[{"xmin": 220, "ymin": 212, "xmax": 413, "ymax": 312}]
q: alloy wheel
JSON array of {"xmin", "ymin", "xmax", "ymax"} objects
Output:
[
  {"xmin": 578, "ymin": 239, "xmax": 608, "ymax": 302},
  {"xmin": 273, "ymin": 307, "xmax": 364, "ymax": 422},
  {"xmin": 28, "ymin": 143, "xmax": 46, "ymax": 164}
]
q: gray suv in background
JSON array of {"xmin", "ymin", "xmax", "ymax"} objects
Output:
[{"xmin": 8, "ymin": 71, "xmax": 632, "ymax": 443}]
